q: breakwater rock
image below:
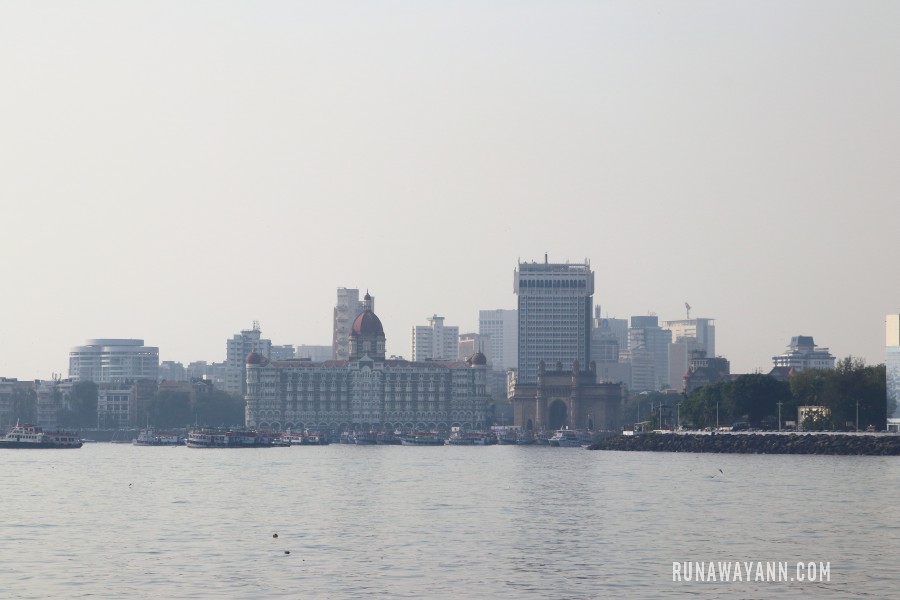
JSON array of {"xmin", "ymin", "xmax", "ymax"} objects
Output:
[{"xmin": 588, "ymin": 433, "xmax": 900, "ymax": 455}]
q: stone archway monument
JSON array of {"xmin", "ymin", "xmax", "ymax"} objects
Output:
[{"xmin": 512, "ymin": 360, "xmax": 623, "ymax": 432}]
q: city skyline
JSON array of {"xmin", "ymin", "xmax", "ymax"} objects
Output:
[{"xmin": 3, "ymin": 2, "xmax": 899, "ymax": 380}]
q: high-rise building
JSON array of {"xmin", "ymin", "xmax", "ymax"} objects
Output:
[
  {"xmin": 69, "ymin": 339, "xmax": 159, "ymax": 383},
  {"xmin": 514, "ymin": 256, "xmax": 594, "ymax": 385},
  {"xmin": 886, "ymin": 315, "xmax": 900, "ymax": 418},
  {"xmin": 590, "ymin": 307, "xmax": 631, "ymax": 386},
  {"xmin": 333, "ymin": 288, "xmax": 371, "ymax": 360},
  {"xmin": 224, "ymin": 323, "xmax": 271, "ymax": 396},
  {"xmin": 270, "ymin": 345, "xmax": 296, "ymax": 361},
  {"xmin": 772, "ymin": 336, "xmax": 835, "ymax": 372},
  {"xmin": 627, "ymin": 316, "xmax": 672, "ymax": 392},
  {"xmin": 411, "ymin": 315, "xmax": 460, "ymax": 361},
  {"xmin": 663, "ymin": 317, "xmax": 716, "ymax": 356},
  {"xmin": 478, "ymin": 309, "xmax": 518, "ymax": 371}
]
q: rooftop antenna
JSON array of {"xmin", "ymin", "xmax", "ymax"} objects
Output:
[
  {"xmin": 685, "ymin": 302, "xmax": 691, "ymax": 320},
  {"xmin": 253, "ymin": 319, "xmax": 260, "ymax": 332}
]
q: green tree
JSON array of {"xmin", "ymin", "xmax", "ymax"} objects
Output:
[
  {"xmin": 9, "ymin": 387, "xmax": 37, "ymax": 424},
  {"xmin": 681, "ymin": 382, "xmax": 733, "ymax": 429},
  {"xmin": 729, "ymin": 374, "xmax": 793, "ymax": 427},
  {"xmin": 59, "ymin": 381, "xmax": 98, "ymax": 428}
]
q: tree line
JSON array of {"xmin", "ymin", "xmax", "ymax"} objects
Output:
[{"xmin": 624, "ymin": 357, "xmax": 890, "ymax": 431}]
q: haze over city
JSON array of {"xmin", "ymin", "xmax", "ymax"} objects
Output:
[{"xmin": 2, "ymin": 1, "xmax": 899, "ymax": 381}]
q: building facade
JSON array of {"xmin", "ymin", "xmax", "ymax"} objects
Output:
[
  {"xmin": 514, "ymin": 257, "xmax": 594, "ymax": 385},
  {"xmin": 69, "ymin": 339, "xmax": 159, "ymax": 383},
  {"xmin": 627, "ymin": 316, "xmax": 672, "ymax": 392},
  {"xmin": 332, "ymin": 288, "xmax": 370, "ymax": 360},
  {"xmin": 478, "ymin": 309, "xmax": 518, "ymax": 371},
  {"xmin": 245, "ymin": 304, "xmax": 491, "ymax": 433},
  {"xmin": 772, "ymin": 336, "xmax": 835, "ymax": 371},
  {"xmin": 887, "ymin": 315, "xmax": 900, "ymax": 418},
  {"xmin": 511, "ymin": 359, "xmax": 622, "ymax": 432},
  {"xmin": 411, "ymin": 315, "xmax": 460, "ymax": 361},
  {"xmin": 224, "ymin": 323, "xmax": 272, "ymax": 396}
]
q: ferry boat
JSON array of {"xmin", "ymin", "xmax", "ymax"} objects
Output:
[
  {"xmin": 132, "ymin": 429, "xmax": 183, "ymax": 446},
  {"xmin": 0, "ymin": 423, "xmax": 83, "ymax": 449},
  {"xmin": 447, "ymin": 428, "xmax": 497, "ymax": 446},
  {"xmin": 516, "ymin": 430, "xmax": 536, "ymax": 445},
  {"xmin": 548, "ymin": 429, "xmax": 590, "ymax": 447},
  {"xmin": 298, "ymin": 430, "xmax": 330, "ymax": 445},
  {"xmin": 352, "ymin": 431, "xmax": 378, "ymax": 445},
  {"xmin": 375, "ymin": 431, "xmax": 402, "ymax": 445},
  {"xmin": 185, "ymin": 428, "xmax": 277, "ymax": 448},
  {"xmin": 491, "ymin": 426, "xmax": 520, "ymax": 445},
  {"xmin": 400, "ymin": 431, "xmax": 445, "ymax": 446}
]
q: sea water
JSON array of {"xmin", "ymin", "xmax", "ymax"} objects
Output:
[{"xmin": 2, "ymin": 444, "xmax": 898, "ymax": 599}]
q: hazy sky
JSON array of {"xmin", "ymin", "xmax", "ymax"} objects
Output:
[{"xmin": 2, "ymin": 1, "xmax": 899, "ymax": 380}]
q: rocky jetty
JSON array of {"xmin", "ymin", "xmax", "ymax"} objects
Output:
[{"xmin": 588, "ymin": 433, "xmax": 900, "ymax": 455}]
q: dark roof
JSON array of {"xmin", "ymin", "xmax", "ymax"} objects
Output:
[
  {"xmin": 246, "ymin": 351, "xmax": 265, "ymax": 365},
  {"xmin": 351, "ymin": 310, "xmax": 384, "ymax": 337},
  {"xmin": 470, "ymin": 352, "xmax": 487, "ymax": 366}
]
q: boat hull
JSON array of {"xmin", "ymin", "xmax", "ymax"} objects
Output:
[{"xmin": 0, "ymin": 440, "xmax": 83, "ymax": 449}]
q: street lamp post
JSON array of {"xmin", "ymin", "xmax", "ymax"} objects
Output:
[
  {"xmin": 716, "ymin": 401, "xmax": 719, "ymax": 430},
  {"xmin": 777, "ymin": 401, "xmax": 783, "ymax": 432},
  {"xmin": 856, "ymin": 400, "xmax": 859, "ymax": 432}
]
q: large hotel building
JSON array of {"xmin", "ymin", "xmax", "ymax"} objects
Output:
[{"xmin": 245, "ymin": 300, "xmax": 491, "ymax": 433}]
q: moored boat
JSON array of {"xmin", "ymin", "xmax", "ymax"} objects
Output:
[
  {"xmin": 185, "ymin": 428, "xmax": 278, "ymax": 448},
  {"xmin": 548, "ymin": 429, "xmax": 588, "ymax": 447},
  {"xmin": 132, "ymin": 429, "xmax": 183, "ymax": 446},
  {"xmin": 352, "ymin": 431, "xmax": 378, "ymax": 445},
  {"xmin": 400, "ymin": 431, "xmax": 445, "ymax": 446},
  {"xmin": 447, "ymin": 428, "xmax": 497, "ymax": 446},
  {"xmin": 0, "ymin": 423, "xmax": 83, "ymax": 449}
]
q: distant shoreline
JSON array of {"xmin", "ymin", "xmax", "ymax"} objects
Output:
[{"xmin": 588, "ymin": 432, "xmax": 900, "ymax": 455}]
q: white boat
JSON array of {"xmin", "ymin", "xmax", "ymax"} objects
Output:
[
  {"xmin": 185, "ymin": 428, "xmax": 277, "ymax": 448},
  {"xmin": 0, "ymin": 422, "xmax": 83, "ymax": 449},
  {"xmin": 548, "ymin": 429, "xmax": 585, "ymax": 447},
  {"xmin": 132, "ymin": 429, "xmax": 183, "ymax": 446}
]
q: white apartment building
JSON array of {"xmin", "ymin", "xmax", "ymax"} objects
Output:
[
  {"xmin": 514, "ymin": 256, "xmax": 594, "ymax": 385},
  {"xmin": 772, "ymin": 336, "xmax": 835, "ymax": 371},
  {"xmin": 478, "ymin": 309, "xmax": 518, "ymax": 371},
  {"xmin": 411, "ymin": 315, "xmax": 459, "ymax": 361},
  {"xmin": 69, "ymin": 339, "xmax": 159, "ymax": 383},
  {"xmin": 224, "ymin": 323, "xmax": 272, "ymax": 396}
]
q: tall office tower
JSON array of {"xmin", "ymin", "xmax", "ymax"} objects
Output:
[
  {"xmin": 771, "ymin": 336, "xmax": 835, "ymax": 371},
  {"xmin": 411, "ymin": 315, "xmax": 460, "ymax": 361},
  {"xmin": 224, "ymin": 322, "xmax": 271, "ymax": 396},
  {"xmin": 332, "ymin": 288, "xmax": 371, "ymax": 360},
  {"xmin": 887, "ymin": 315, "xmax": 900, "ymax": 418},
  {"xmin": 663, "ymin": 316, "xmax": 715, "ymax": 391},
  {"xmin": 514, "ymin": 256, "xmax": 594, "ymax": 385},
  {"xmin": 458, "ymin": 333, "xmax": 489, "ymax": 362},
  {"xmin": 478, "ymin": 309, "xmax": 518, "ymax": 371},
  {"xmin": 663, "ymin": 317, "xmax": 715, "ymax": 356},
  {"xmin": 627, "ymin": 316, "xmax": 672, "ymax": 391},
  {"xmin": 590, "ymin": 308, "xmax": 631, "ymax": 385},
  {"xmin": 69, "ymin": 339, "xmax": 160, "ymax": 383}
]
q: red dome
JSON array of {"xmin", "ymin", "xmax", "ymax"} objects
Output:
[
  {"xmin": 351, "ymin": 310, "xmax": 384, "ymax": 336},
  {"xmin": 246, "ymin": 351, "xmax": 264, "ymax": 365},
  {"xmin": 470, "ymin": 352, "xmax": 487, "ymax": 366}
]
